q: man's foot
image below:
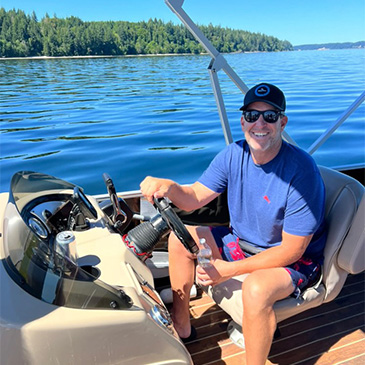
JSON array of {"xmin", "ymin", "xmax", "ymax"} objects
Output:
[{"xmin": 180, "ymin": 325, "xmax": 197, "ymax": 343}]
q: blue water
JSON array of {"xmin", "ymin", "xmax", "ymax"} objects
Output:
[{"xmin": 1, "ymin": 49, "xmax": 364, "ymax": 194}]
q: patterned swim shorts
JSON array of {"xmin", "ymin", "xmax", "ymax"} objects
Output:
[{"xmin": 211, "ymin": 226, "xmax": 321, "ymax": 297}]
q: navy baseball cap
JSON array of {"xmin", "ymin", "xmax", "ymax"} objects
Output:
[{"xmin": 240, "ymin": 83, "xmax": 286, "ymax": 111}]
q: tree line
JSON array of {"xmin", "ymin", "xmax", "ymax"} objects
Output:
[
  {"xmin": 0, "ymin": 8, "xmax": 293, "ymax": 58},
  {"xmin": 293, "ymin": 41, "xmax": 365, "ymax": 51}
]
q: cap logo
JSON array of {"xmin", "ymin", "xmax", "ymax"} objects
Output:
[{"xmin": 255, "ymin": 85, "xmax": 270, "ymax": 97}]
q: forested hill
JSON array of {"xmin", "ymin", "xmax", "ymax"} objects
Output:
[
  {"xmin": 0, "ymin": 8, "xmax": 293, "ymax": 58},
  {"xmin": 293, "ymin": 41, "xmax": 364, "ymax": 50}
]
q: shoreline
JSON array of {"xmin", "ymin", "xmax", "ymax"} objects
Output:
[
  {"xmin": 1, "ymin": 48, "xmax": 363, "ymax": 61},
  {"xmin": 0, "ymin": 53, "xmax": 209, "ymax": 61},
  {"xmin": 0, "ymin": 50, "xmax": 298, "ymax": 61}
]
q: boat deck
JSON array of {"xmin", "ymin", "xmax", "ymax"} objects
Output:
[{"xmin": 183, "ymin": 272, "xmax": 365, "ymax": 364}]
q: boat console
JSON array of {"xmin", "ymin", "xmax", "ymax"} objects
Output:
[{"xmin": 0, "ymin": 171, "xmax": 193, "ymax": 364}]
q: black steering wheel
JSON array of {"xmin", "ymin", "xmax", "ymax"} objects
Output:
[
  {"xmin": 154, "ymin": 197, "xmax": 199, "ymax": 254},
  {"xmin": 73, "ymin": 186, "xmax": 98, "ymax": 219}
]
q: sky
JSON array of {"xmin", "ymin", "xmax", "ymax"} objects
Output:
[{"xmin": 1, "ymin": 0, "xmax": 364, "ymax": 46}]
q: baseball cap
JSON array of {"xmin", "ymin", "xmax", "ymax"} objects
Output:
[{"xmin": 240, "ymin": 83, "xmax": 286, "ymax": 111}]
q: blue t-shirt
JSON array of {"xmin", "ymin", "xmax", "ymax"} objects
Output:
[{"xmin": 198, "ymin": 140, "xmax": 326, "ymax": 260}]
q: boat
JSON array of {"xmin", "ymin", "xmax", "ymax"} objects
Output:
[{"xmin": 1, "ymin": 1, "xmax": 364, "ymax": 364}]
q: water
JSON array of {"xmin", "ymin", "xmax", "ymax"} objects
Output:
[{"xmin": 1, "ymin": 50, "xmax": 364, "ymax": 194}]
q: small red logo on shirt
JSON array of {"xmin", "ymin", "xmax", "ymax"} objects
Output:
[{"xmin": 263, "ymin": 195, "xmax": 271, "ymax": 204}]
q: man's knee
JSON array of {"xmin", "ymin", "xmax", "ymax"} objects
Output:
[
  {"xmin": 242, "ymin": 269, "xmax": 293, "ymax": 311},
  {"xmin": 168, "ymin": 226, "xmax": 198, "ymax": 258},
  {"xmin": 168, "ymin": 232, "xmax": 186, "ymax": 254},
  {"xmin": 241, "ymin": 272, "xmax": 273, "ymax": 309}
]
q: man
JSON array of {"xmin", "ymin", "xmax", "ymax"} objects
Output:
[{"xmin": 140, "ymin": 83, "xmax": 326, "ymax": 365}]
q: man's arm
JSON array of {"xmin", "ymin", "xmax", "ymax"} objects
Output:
[
  {"xmin": 231, "ymin": 231, "xmax": 313, "ymax": 274},
  {"xmin": 140, "ymin": 176, "xmax": 220, "ymax": 211},
  {"xmin": 196, "ymin": 231, "xmax": 313, "ymax": 286}
]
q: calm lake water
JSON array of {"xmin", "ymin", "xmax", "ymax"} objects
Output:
[{"xmin": 1, "ymin": 49, "xmax": 364, "ymax": 194}]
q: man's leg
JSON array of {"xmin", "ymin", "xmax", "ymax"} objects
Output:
[
  {"xmin": 241, "ymin": 268, "xmax": 294, "ymax": 365},
  {"xmin": 168, "ymin": 225, "xmax": 221, "ymax": 338}
]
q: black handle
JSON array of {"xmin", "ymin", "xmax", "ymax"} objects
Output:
[
  {"xmin": 103, "ymin": 173, "xmax": 127, "ymax": 224},
  {"xmin": 154, "ymin": 197, "xmax": 199, "ymax": 254}
]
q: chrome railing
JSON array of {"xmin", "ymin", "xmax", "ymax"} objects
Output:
[{"xmin": 164, "ymin": 0, "xmax": 364, "ymax": 155}]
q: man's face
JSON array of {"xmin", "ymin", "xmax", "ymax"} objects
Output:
[{"xmin": 240, "ymin": 101, "xmax": 288, "ymax": 163}]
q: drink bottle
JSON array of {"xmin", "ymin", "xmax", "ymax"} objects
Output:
[{"xmin": 197, "ymin": 238, "xmax": 212, "ymax": 268}]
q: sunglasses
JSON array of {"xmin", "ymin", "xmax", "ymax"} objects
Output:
[{"xmin": 242, "ymin": 110, "xmax": 284, "ymax": 124}]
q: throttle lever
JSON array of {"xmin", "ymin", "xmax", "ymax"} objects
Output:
[{"xmin": 103, "ymin": 173, "xmax": 127, "ymax": 229}]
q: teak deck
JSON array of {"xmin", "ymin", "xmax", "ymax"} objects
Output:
[{"xmin": 183, "ymin": 272, "xmax": 365, "ymax": 365}]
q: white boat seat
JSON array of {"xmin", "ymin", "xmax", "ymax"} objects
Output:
[{"xmin": 203, "ymin": 166, "xmax": 365, "ymax": 325}]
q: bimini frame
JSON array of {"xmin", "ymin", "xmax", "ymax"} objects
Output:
[{"xmin": 165, "ymin": 0, "xmax": 365, "ymax": 155}]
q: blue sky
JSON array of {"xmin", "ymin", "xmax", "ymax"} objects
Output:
[{"xmin": 1, "ymin": 0, "xmax": 364, "ymax": 46}]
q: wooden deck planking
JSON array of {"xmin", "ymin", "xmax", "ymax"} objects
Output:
[{"xmin": 184, "ymin": 273, "xmax": 365, "ymax": 365}]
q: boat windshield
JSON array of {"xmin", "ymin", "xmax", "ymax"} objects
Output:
[{"xmin": 2, "ymin": 171, "xmax": 132, "ymax": 310}]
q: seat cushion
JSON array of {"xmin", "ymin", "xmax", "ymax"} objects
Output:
[
  {"xmin": 337, "ymin": 195, "xmax": 364, "ymax": 274},
  {"xmin": 319, "ymin": 167, "xmax": 364, "ymax": 302}
]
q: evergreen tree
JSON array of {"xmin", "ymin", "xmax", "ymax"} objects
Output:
[{"xmin": 0, "ymin": 8, "xmax": 294, "ymax": 58}]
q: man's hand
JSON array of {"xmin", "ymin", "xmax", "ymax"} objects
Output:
[
  {"xmin": 195, "ymin": 258, "xmax": 232, "ymax": 286},
  {"xmin": 140, "ymin": 177, "xmax": 219, "ymax": 211},
  {"xmin": 195, "ymin": 231, "xmax": 314, "ymax": 287},
  {"xmin": 140, "ymin": 176, "xmax": 176, "ymax": 204}
]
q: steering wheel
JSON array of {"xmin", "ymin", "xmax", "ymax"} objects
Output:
[
  {"xmin": 73, "ymin": 186, "xmax": 98, "ymax": 219},
  {"xmin": 154, "ymin": 197, "xmax": 199, "ymax": 254}
]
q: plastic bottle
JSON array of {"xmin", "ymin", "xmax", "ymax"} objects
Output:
[{"xmin": 197, "ymin": 238, "xmax": 212, "ymax": 268}]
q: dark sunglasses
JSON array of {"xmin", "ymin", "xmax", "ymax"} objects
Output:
[{"xmin": 242, "ymin": 110, "xmax": 284, "ymax": 124}]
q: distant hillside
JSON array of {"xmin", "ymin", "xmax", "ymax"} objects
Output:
[
  {"xmin": 294, "ymin": 41, "xmax": 364, "ymax": 51},
  {"xmin": 0, "ymin": 8, "xmax": 293, "ymax": 58}
]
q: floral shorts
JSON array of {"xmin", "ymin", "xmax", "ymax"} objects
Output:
[{"xmin": 211, "ymin": 226, "xmax": 321, "ymax": 297}]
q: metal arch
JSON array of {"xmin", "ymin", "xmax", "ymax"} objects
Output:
[
  {"xmin": 307, "ymin": 91, "xmax": 365, "ymax": 155},
  {"xmin": 165, "ymin": 0, "xmax": 365, "ymax": 153},
  {"xmin": 164, "ymin": 0, "xmax": 297, "ymax": 146}
]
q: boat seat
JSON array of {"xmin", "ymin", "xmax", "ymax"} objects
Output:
[{"xmin": 203, "ymin": 166, "xmax": 365, "ymax": 326}]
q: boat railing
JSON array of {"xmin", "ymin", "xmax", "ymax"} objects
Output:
[
  {"xmin": 307, "ymin": 91, "xmax": 365, "ymax": 154},
  {"xmin": 164, "ymin": 0, "xmax": 365, "ymax": 155}
]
